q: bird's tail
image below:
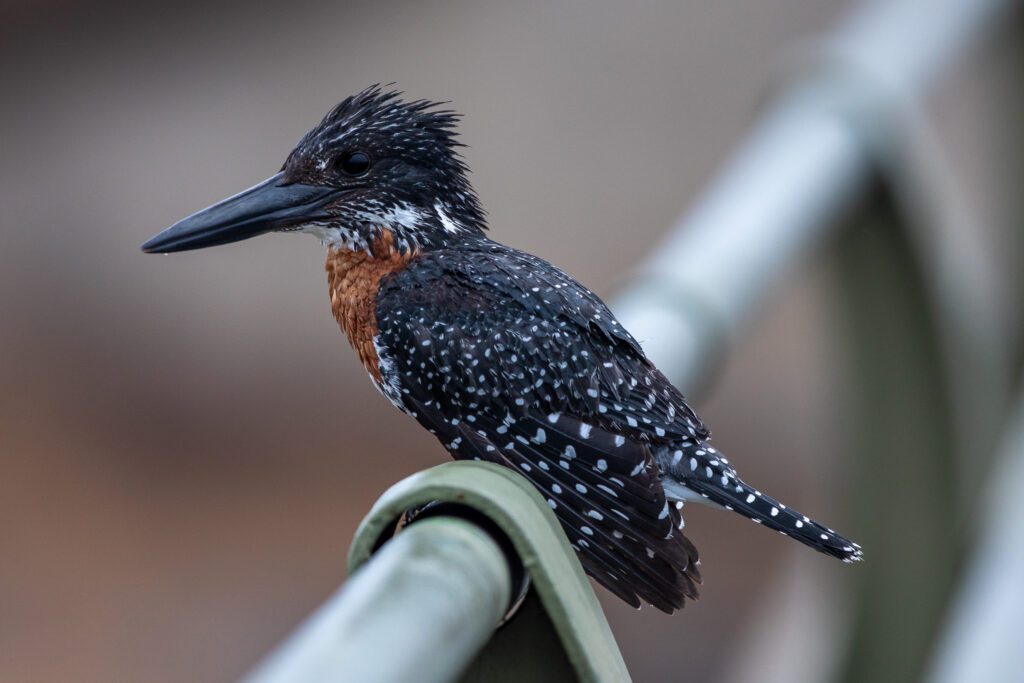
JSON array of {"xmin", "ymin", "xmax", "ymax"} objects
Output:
[{"xmin": 662, "ymin": 444, "xmax": 863, "ymax": 563}]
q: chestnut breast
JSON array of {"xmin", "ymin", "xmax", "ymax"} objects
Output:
[{"xmin": 325, "ymin": 230, "xmax": 416, "ymax": 382}]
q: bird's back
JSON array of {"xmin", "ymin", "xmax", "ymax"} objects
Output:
[{"xmin": 371, "ymin": 237, "xmax": 707, "ymax": 611}]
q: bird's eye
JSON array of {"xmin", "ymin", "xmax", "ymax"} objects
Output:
[{"xmin": 337, "ymin": 151, "xmax": 372, "ymax": 176}]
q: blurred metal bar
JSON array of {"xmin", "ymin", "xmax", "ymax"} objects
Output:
[
  {"xmin": 611, "ymin": 0, "xmax": 1016, "ymax": 395},
  {"xmin": 245, "ymin": 517, "xmax": 511, "ymax": 683},
  {"xmin": 611, "ymin": 0, "xmax": 1015, "ymax": 682},
  {"xmin": 831, "ymin": 201, "xmax": 960, "ymax": 683},
  {"xmin": 919, "ymin": 25, "xmax": 1024, "ymax": 681},
  {"xmin": 926, "ymin": 372, "xmax": 1024, "ymax": 683},
  {"xmin": 612, "ymin": 91, "xmax": 869, "ymax": 392}
]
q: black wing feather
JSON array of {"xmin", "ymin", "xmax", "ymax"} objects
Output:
[{"xmin": 377, "ymin": 242, "xmax": 705, "ymax": 610}]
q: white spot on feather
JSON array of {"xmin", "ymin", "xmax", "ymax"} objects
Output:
[{"xmin": 434, "ymin": 202, "xmax": 464, "ymax": 233}]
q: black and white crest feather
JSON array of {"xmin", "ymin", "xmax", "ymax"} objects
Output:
[{"xmin": 282, "ymin": 85, "xmax": 486, "ymax": 252}]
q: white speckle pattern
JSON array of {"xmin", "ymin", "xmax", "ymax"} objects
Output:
[
  {"xmin": 313, "ymin": 89, "xmax": 863, "ymax": 610},
  {"xmin": 655, "ymin": 439, "xmax": 863, "ymax": 563}
]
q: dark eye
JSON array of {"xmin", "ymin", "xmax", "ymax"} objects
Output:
[{"xmin": 337, "ymin": 151, "xmax": 371, "ymax": 176}]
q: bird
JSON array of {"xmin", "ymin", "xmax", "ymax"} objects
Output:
[{"xmin": 142, "ymin": 85, "xmax": 862, "ymax": 613}]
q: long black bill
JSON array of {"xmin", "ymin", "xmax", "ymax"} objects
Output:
[{"xmin": 141, "ymin": 172, "xmax": 342, "ymax": 253}]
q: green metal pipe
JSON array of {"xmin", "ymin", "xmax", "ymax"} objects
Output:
[{"xmin": 245, "ymin": 517, "xmax": 512, "ymax": 683}]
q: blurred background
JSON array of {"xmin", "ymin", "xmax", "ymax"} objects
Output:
[{"xmin": 2, "ymin": 0, "xmax": 1022, "ymax": 681}]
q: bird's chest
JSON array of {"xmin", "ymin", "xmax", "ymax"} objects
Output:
[{"xmin": 325, "ymin": 231, "xmax": 413, "ymax": 387}]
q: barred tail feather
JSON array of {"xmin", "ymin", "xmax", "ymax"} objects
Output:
[{"xmin": 661, "ymin": 444, "xmax": 863, "ymax": 563}]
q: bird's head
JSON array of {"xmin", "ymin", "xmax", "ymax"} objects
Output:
[{"xmin": 142, "ymin": 86, "xmax": 486, "ymax": 255}]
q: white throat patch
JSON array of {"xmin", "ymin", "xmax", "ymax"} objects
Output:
[{"xmin": 300, "ymin": 201, "xmax": 429, "ymax": 250}]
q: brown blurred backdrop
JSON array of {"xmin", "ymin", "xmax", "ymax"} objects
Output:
[{"xmin": 1, "ymin": 0, "xmax": 1018, "ymax": 681}]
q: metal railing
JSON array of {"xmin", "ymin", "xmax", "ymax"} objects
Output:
[
  {"xmin": 242, "ymin": 0, "xmax": 1020, "ymax": 680},
  {"xmin": 246, "ymin": 461, "xmax": 632, "ymax": 683},
  {"xmin": 247, "ymin": 517, "xmax": 512, "ymax": 683}
]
